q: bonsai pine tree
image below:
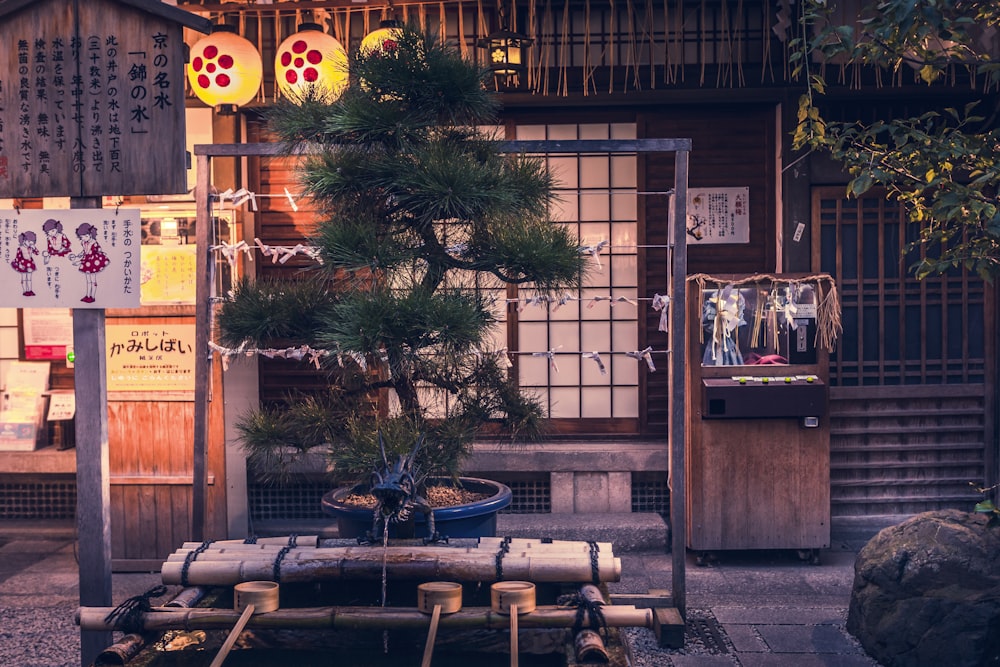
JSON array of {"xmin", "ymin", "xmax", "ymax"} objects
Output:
[{"xmin": 217, "ymin": 25, "xmax": 585, "ymax": 487}]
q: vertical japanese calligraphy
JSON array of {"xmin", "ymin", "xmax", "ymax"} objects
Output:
[
  {"xmin": 686, "ymin": 187, "xmax": 750, "ymax": 244},
  {"xmin": 0, "ymin": 3, "xmax": 188, "ymax": 197}
]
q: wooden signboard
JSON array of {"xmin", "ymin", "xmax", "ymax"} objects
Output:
[{"xmin": 0, "ymin": 0, "xmax": 209, "ymax": 197}]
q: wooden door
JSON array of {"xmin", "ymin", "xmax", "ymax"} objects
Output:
[{"xmin": 813, "ymin": 187, "xmax": 996, "ymax": 521}]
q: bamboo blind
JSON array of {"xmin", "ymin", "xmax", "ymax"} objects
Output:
[{"xmin": 179, "ymin": 0, "xmax": 998, "ymax": 98}]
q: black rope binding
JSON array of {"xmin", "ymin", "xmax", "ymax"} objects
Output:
[
  {"xmin": 103, "ymin": 585, "xmax": 168, "ymax": 635},
  {"xmin": 243, "ymin": 535, "xmax": 258, "ymax": 544},
  {"xmin": 556, "ymin": 591, "xmax": 609, "ymax": 641},
  {"xmin": 494, "ymin": 536, "xmax": 512, "ymax": 581},
  {"xmin": 587, "ymin": 540, "xmax": 601, "ymax": 585},
  {"xmin": 270, "ymin": 533, "xmax": 299, "ymax": 583},
  {"xmin": 180, "ymin": 541, "xmax": 212, "ymax": 587}
]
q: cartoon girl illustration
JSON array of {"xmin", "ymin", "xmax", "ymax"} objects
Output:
[
  {"xmin": 11, "ymin": 231, "xmax": 39, "ymax": 296},
  {"xmin": 70, "ymin": 223, "xmax": 110, "ymax": 303},
  {"xmin": 41, "ymin": 218, "xmax": 72, "ymax": 265}
]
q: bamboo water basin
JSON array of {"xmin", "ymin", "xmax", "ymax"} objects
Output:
[{"xmin": 79, "ymin": 536, "xmax": 679, "ymax": 667}]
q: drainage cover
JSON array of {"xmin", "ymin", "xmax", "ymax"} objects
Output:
[{"xmin": 686, "ymin": 616, "xmax": 729, "ymax": 654}]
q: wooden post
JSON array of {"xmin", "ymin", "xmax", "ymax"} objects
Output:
[
  {"xmin": 669, "ymin": 149, "xmax": 688, "ymax": 618},
  {"xmin": 192, "ymin": 152, "xmax": 213, "ymax": 541},
  {"xmin": 72, "ymin": 195, "xmax": 113, "ymax": 666}
]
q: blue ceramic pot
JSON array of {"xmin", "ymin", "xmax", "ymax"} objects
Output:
[{"xmin": 321, "ymin": 477, "xmax": 512, "ymax": 539}]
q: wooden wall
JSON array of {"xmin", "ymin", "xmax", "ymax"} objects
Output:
[
  {"xmin": 829, "ymin": 385, "xmax": 988, "ymax": 519},
  {"xmin": 107, "ymin": 313, "xmax": 228, "ymax": 571},
  {"xmin": 640, "ymin": 103, "xmax": 778, "ymax": 434}
]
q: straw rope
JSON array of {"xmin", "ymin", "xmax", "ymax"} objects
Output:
[{"xmin": 689, "ymin": 272, "xmax": 842, "ymax": 353}]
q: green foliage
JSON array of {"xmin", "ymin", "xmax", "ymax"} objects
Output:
[
  {"xmin": 792, "ymin": 0, "xmax": 1000, "ymax": 281},
  {"xmin": 216, "ymin": 277, "xmax": 339, "ymax": 348},
  {"xmin": 972, "ymin": 482, "xmax": 1000, "ymax": 527},
  {"xmin": 224, "ymin": 24, "xmax": 583, "ymax": 484}
]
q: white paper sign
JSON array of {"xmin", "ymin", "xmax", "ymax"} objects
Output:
[
  {"xmin": 0, "ymin": 209, "xmax": 141, "ymax": 308},
  {"xmin": 686, "ymin": 187, "xmax": 750, "ymax": 244},
  {"xmin": 47, "ymin": 391, "xmax": 76, "ymax": 421}
]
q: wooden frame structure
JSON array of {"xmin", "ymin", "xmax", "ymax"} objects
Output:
[{"xmin": 192, "ymin": 137, "xmax": 692, "ymax": 613}]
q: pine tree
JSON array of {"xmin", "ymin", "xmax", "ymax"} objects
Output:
[{"xmin": 217, "ymin": 25, "xmax": 585, "ymax": 485}]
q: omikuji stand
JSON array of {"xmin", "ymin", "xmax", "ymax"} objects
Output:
[{"xmin": 685, "ymin": 274, "xmax": 834, "ymax": 563}]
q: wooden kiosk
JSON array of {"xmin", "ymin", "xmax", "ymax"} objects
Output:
[{"xmin": 685, "ymin": 273, "xmax": 840, "ymax": 563}]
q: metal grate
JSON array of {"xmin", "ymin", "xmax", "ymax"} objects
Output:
[
  {"xmin": 631, "ymin": 472, "xmax": 669, "ymax": 515},
  {"xmin": 0, "ymin": 479, "xmax": 76, "ymax": 519},
  {"xmin": 485, "ymin": 474, "xmax": 551, "ymax": 514},
  {"xmin": 503, "ymin": 478, "xmax": 551, "ymax": 514},
  {"xmin": 248, "ymin": 478, "xmax": 329, "ymax": 521},
  {"xmin": 686, "ymin": 615, "xmax": 731, "ymax": 654}
]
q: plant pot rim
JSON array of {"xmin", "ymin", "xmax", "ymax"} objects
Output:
[{"xmin": 321, "ymin": 476, "xmax": 512, "ymax": 522}]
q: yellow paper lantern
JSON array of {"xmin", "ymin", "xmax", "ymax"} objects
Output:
[
  {"xmin": 360, "ymin": 19, "xmax": 404, "ymax": 56},
  {"xmin": 188, "ymin": 25, "xmax": 263, "ymax": 113},
  {"xmin": 275, "ymin": 23, "xmax": 348, "ymax": 101}
]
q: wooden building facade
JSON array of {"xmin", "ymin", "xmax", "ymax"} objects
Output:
[
  {"xmin": 185, "ymin": 0, "xmax": 998, "ymax": 536},
  {"xmin": 0, "ymin": 0, "xmax": 995, "ymax": 564}
]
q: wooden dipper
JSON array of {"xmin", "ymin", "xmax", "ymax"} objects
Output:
[
  {"xmin": 491, "ymin": 581, "xmax": 536, "ymax": 667},
  {"xmin": 418, "ymin": 582, "xmax": 463, "ymax": 667},
  {"xmin": 233, "ymin": 581, "xmax": 279, "ymax": 613},
  {"xmin": 417, "ymin": 581, "xmax": 463, "ymax": 614},
  {"xmin": 490, "ymin": 581, "xmax": 536, "ymax": 614},
  {"xmin": 210, "ymin": 581, "xmax": 279, "ymax": 667}
]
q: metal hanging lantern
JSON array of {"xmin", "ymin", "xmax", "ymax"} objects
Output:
[
  {"xmin": 360, "ymin": 19, "xmax": 404, "ymax": 56},
  {"xmin": 478, "ymin": 28, "xmax": 532, "ymax": 75},
  {"xmin": 275, "ymin": 23, "xmax": 348, "ymax": 101},
  {"xmin": 188, "ymin": 24, "xmax": 263, "ymax": 114}
]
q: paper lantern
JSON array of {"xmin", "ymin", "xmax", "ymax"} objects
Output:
[
  {"xmin": 275, "ymin": 23, "xmax": 348, "ymax": 101},
  {"xmin": 360, "ymin": 19, "xmax": 403, "ymax": 56},
  {"xmin": 188, "ymin": 24, "xmax": 262, "ymax": 113}
]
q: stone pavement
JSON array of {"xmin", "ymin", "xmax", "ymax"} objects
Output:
[{"xmin": 0, "ymin": 519, "xmax": 882, "ymax": 666}]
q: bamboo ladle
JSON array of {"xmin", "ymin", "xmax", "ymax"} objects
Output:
[
  {"xmin": 418, "ymin": 581, "xmax": 463, "ymax": 667},
  {"xmin": 208, "ymin": 603, "xmax": 254, "ymax": 667},
  {"xmin": 491, "ymin": 581, "xmax": 536, "ymax": 667}
]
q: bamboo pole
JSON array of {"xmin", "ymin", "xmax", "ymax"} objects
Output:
[
  {"xmin": 161, "ymin": 551, "xmax": 621, "ymax": 586},
  {"xmin": 164, "ymin": 549, "xmax": 618, "ymax": 566},
  {"xmin": 477, "ymin": 538, "xmax": 613, "ymax": 553},
  {"xmin": 93, "ymin": 634, "xmax": 146, "ymax": 666},
  {"xmin": 94, "ymin": 587, "xmax": 206, "ymax": 666},
  {"xmin": 574, "ymin": 629, "xmax": 610, "ymax": 663},
  {"xmin": 168, "ymin": 542, "xmax": 608, "ymax": 557},
  {"xmin": 180, "ymin": 536, "xmax": 319, "ymax": 549},
  {"xmin": 77, "ymin": 604, "xmax": 653, "ymax": 633}
]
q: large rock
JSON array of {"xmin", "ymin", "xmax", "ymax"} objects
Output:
[{"xmin": 847, "ymin": 509, "xmax": 1000, "ymax": 666}]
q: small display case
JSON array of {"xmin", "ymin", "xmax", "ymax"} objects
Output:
[{"xmin": 685, "ymin": 274, "xmax": 840, "ymax": 560}]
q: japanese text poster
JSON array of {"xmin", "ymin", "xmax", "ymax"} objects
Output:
[
  {"xmin": 686, "ymin": 187, "xmax": 750, "ymax": 244},
  {"xmin": 106, "ymin": 324, "xmax": 195, "ymax": 394}
]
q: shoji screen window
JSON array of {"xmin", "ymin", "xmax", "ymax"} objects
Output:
[{"xmin": 514, "ymin": 123, "xmax": 639, "ymax": 427}]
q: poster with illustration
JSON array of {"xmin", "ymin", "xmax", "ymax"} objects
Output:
[
  {"xmin": 0, "ymin": 209, "xmax": 141, "ymax": 308},
  {"xmin": 685, "ymin": 187, "xmax": 750, "ymax": 244}
]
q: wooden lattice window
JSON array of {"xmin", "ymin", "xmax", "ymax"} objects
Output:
[
  {"xmin": 514, "ymin": 122, "xmax": 641, "ymax": 428},
  {"xmin": 813, "ymin": 187, "xmax": 988, "ymax": 386}
]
